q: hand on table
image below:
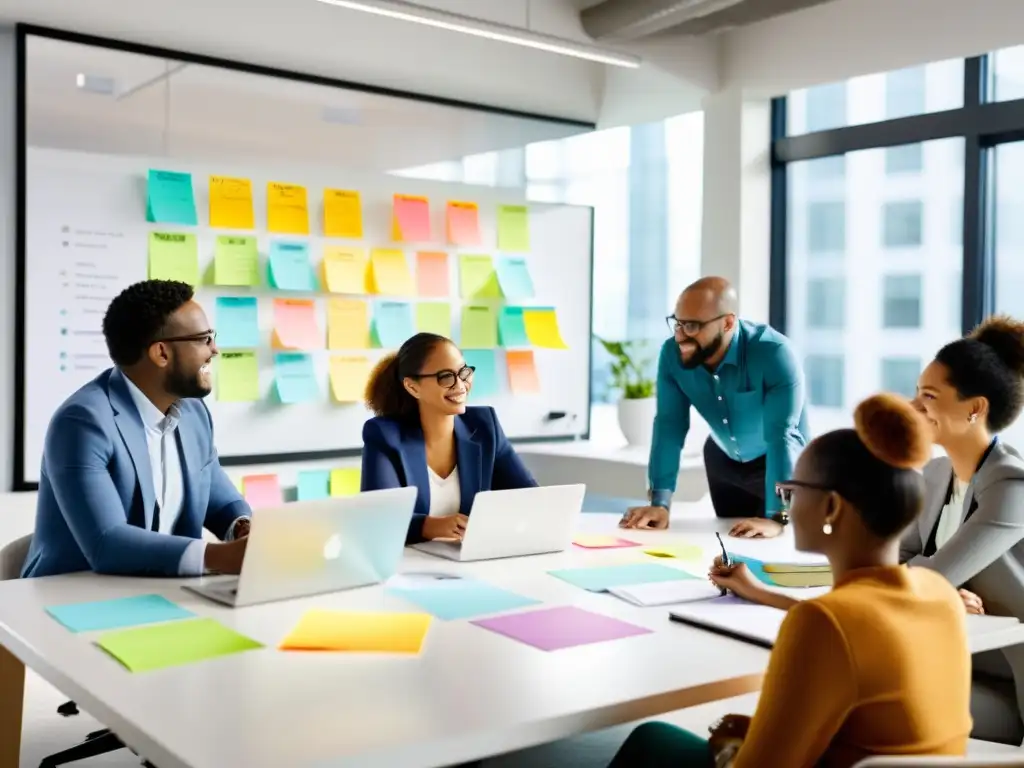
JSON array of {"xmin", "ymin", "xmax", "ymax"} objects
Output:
[
  {"xmin": 204, "ymin": 536, "xmax": 248, "ymax": 575},
  {"xmin": 422, "ymin": 513, "xmax": 468, "ymax": 541},
  {"xmin": 708, "ymin": 714, "xmax": 750, "ymax": 765},
  {"xmin": 231, "ymin": 518, "xmax": 251, "ymax": 539},
  {"xmin": 708, "ymin": 558, "xmax": 765, "ymax": 604},
  {"xmin": 959, "ymin": 589, "xmax": 985, "ymax": 615},
  {"xmin": 619, "ymin": 506, "xmax": 669, "ymax": 530},
  {"xmin": 728, "ymin": 518, "xmax": 784, "ymax": 539}
]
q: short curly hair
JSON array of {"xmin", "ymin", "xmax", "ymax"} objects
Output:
[{"xmin": 102, "ymin": 280, "xmax": 195, "ymax": 366}]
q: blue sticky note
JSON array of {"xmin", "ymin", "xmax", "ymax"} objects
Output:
[
  {"xmin": 47, "ymin": 594, "xmax": 194, "ymax": 633},
  {"xmin": 273, "ymin": 352, "xmax": 319, "ymax": 403},
  {"xmin": 463, "ymin": 349, "xmax": 500, "ymax": 397},
  {"xmin": 216, "ymin": 297, "xmax": 260, "ymax": 349},
  {"xmin": 146, "ymin": 169, "xmax": 198, "ymax": 225},
  {"xmin": 388, "ymin": 578, "xmax": 539, "ymax": 621},
  {"xmin": 373, "ymin": 302, "xmax": 416, "ymax": 348},
  {"xmin": 728, "ymin": 554, "xmax": 774, "ymax": 586},
  {"xmin": 497, "ymin": 306, "xmax": 531, "ymax": 348},
  {"xmin": 297, "ymin": 469, "xmax": 331, "ymax": 501},
  {"xmin": 495, "ymin": 256, "xmax": 535, "ymax": 299},
  {"xmin": 548, "ymin": 563, "xmax": 696, "ymax": 593},
  {"xmin": 267, "ymin": 241, "xmax": 316, "ymax": 291}
]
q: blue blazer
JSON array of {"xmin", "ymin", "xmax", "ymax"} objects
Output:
[
  {"xmin": 361, "ymin": 406, "xmax": 537, "ymax": 543},
  {"xmin": 21, "ymin": 368, "xmax": 250, "ymax": 578}
]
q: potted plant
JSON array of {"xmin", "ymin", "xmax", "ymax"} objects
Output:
[{"xmin": 595, "ymin": 336, "xmax": 657, "ymax": 447}]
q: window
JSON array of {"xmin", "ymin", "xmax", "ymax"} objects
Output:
[
  {"xmin": 807, "ymin": 201, "xmax": 846, "ymax": 254},
  {"xmin": 806, "ymin": 278, "xmax": 845, "ymax": 329},
  {"xmin": 885, "ymin": 67, "xmax": 927, "ymax": 119},
  {"xmin": 881, "ymin": 357, "xmax": 922, "ymax": 397},
  {"xmin": 883, "ymin": 274, "xmax": 923, "ymax": 328},
  {"xmin": 883, "ymin": 201, "xmax": 924, "ymax": 248},
  {"xmin": 806, "ymin": 154, "xmax": 846, "ymax": 182},
  {"xmin": 885, "ymin": 144, "xmax": 923, "ymax": 174},
  {"xmin": 805, "ymin": 82, "xmax": 847, "ymax": 133},
  {"xmin": 805, "ymin": 355, "xmax": 845, "ymax": 408},
  {"xmin": 994, "ymin": 45, "xmax": 1024, "ymax": 102}
]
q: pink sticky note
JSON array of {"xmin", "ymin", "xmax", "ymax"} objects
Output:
[
  {"xmin": 573, "ymin": 535, "xmax": 640, "ymax": 550},
  {"xmin": 416, "ymin": 251, "xmax": 449, "ymax": 297},
  {"xmin": 446, "ymin": 201, "xmax": 481, "ymax": 245},
  {"xmin": 472, "ymin": 606, "xmax": 651, "ymax": 651},
  {"xmin": 242, "ymin": 474, "xmax": 282, "ymax": 508},
  {"xmin": 393, "ymin": 195, "xmax": 431, "ymax": 242},
  {"xmin": 272, "ymin": 299, "xmax": 321, "ymax": 350}
]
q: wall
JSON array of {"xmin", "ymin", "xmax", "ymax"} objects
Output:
[{"xmin": 0, "ymin": 29, "xmax": 15, "ymax": 494}]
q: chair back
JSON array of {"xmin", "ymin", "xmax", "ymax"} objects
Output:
[{"xmin": 0, "ymin": 534, "xmax": 31, "ymax": 580}]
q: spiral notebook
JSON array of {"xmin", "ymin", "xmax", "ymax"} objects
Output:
[{"xmin": 668, "ymin": 595, "xmax": 787, "ymax": 648}]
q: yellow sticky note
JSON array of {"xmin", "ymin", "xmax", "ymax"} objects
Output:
[
  {"xmin": 214, "ymin": 236, "xmax": 260, "ymax": 287},
  {"xmin": 323, "ymin": 246, "xmax": 370, "ymax": 294},
  {"xmin": 523, "ymin": 308, "xmax": 568, "ymax": 349},
  {"xmin": 329, "ymin": 355, "xmax": 371, "ymax": 403},
  {"xmin": 328, "ymin": 298, "xmax": 370, "ymax": 350},
  {"xmin": 280, "ymin": 610, "xmax": 431, "ymax": 653},
  {"xmin": 148, "ymin": 232, "xmax": 199, "ymax": 285},
  {"xmin": 459, "ymin": 255, "xmax": 502, "ymax": 299},
  {"xmin": 415, "ymin": 302, "xmax": 451, "ymax": 336},
  {"xmin": 324, "ymin": 189, "xmax": 363, "ymax": 238},
  {"xmin": 267, "ymin": 182, "xmax": 310, "ymax": 235},
  {"xmin": 644, "ymin": 544, "xmax": 704, "ymax": 561},
  {"xmin": 209, "ymin": 176, "xmax": 255, "ymax": 229},
  {"xmin": 329, "ymin": 468, "xmax": 361, "ymax": 497},
  {"xmin": 369, "ymin": 249, "xmax": 415, "ymax": 295},
  {"xmin": 217, "ymin": 351, "xmax": 260, "ymax": 402}
]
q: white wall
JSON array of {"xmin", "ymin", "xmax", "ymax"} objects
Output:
[{"xmin": 0, "ymin": 29, "xmax": 15, "ymax": 494}]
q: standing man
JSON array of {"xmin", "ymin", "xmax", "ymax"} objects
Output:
[
  {"xmin": 621, "ymin": 277, "xmax": 809, "ymax": 538},
  {"xmin": 22, "ymin": 280, "xmax": 251, "ymax": 578}
]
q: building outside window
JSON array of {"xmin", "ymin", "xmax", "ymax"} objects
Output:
[
  {"xmin": 881, "ymin": 357, "xmax": 923, "ymax": 398},
  {"xmin": 883, "ymin": 200, "xmax": 924, "ymax": 248},
  {"xmin": 883, "ymin": 274, "xmax": 924, "ymax": 328}
]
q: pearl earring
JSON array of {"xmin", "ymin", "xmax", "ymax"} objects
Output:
[
  {"xmin": 970, "ymin": 413, "xmax": 978, "ymax": 424},
  {"xmin": 822, "ymin": 522, "xmax": 833, "ymax": 535}
]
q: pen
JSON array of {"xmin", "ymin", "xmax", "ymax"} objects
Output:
[{"xmin": 715, "ymin": 532, "xmax": 730, "ymax": 596}]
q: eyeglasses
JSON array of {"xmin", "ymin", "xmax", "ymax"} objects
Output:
[
  {"xmin": 154, "ymin": 330, "xmax": 217, "ymax": 347},
  {"xmin": 665, "ymin": 314, "xmax": 729, "ymax": 336},
  {"xmin": 410, "ymin": 365, "xmax": 475, "ymax": 389},
  {"xmin": 775, "ymin": 480, "xmax": 832, "ymax": 510}
]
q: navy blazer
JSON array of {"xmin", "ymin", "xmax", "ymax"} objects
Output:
[{"xmin": 360, "ymin": 406, "xmax": 537, "ymax": 543}]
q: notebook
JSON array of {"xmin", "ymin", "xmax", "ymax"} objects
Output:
[
  {"xmin": 668, "ymin": 595, "xmax": 788, "ymax": 648},
  {"xmin": 608, "ymin": 580, "xmax": 724, "ymax": 607}
]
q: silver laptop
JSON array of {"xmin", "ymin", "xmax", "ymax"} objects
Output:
[
  {"xmin": 413, "ymin": 484, "xmax": 585, "ymax": 562},
  {"xmin": 183, "ymin": 486, "xmax": 416, "ymax": 607}
]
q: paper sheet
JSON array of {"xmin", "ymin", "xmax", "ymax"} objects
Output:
[
  {"xmin": 328, "ymin": 298, "xmax": 371, "ymax": 350},
  {"xmin": 608, "ymin": 580, "xmax": 719, "ymax": 608},
  {"xmin": 460, "ymin": 305, "xmax": 498, "ymax": 349},
  {"xmin": 330, "ymin": 468, "xmax": 361, "ymax": 496},
  {"xmin": 217, "ymin": 352, "xmax": 260, "ymax": 402},
  {"xmin": 267, "ymin": 241, "xmax": 316, "ymax": 291},
  {"xmin": 373, "ymin": 301, "xmax": 415, "ymax": 348},
  {"xmin": 644, "ymin": 543, "xmax": 704, "ymax": 561},
  {"xmin": 462, "ymin": 350, "xmax": 499, "ymax": 397},
  {"xmin": 323, "ymin": 246, "xmax": 370, "ymax": 294},
  {"xmin": 272, "ymin": 299, "xmax": 320, "ymax": 350},
  {"xmin": 416, "ymin": 251, "xmax": 450, "ymax": 297},
  {"xmin": 370, "ymin": 249, "xmax": 415, "ymax": 295},
  {"xmin": 388, "ymin": 578, "xmax": 538, "ymax": 621},
  {"xmin": 243, "ymin": 474, "xmax": 283, "ymax": 508},
  {"xmin": 459, "ymin": 255, "xmax": 502, "ymax": 299},
  {"xmin": 148, "ymin": 232, "xmax": 199, "ymax": 286},
  {"xmin": 725, "ymin": 537, "xmax": 829, "ymax": 568},
  {"xmin": 523, "ymin": 308, "xmax": 568, "ymax": 349},
  {"xmin": 215, "ymin": 297, "xmax": 260, "ymax": 349},
  {"xmin": 446, "ymin": 201, "xmax": 481, "ymax": 245},
  {"xmin": 415, "ymin": 302, "xmax": 452, "ymax": 337},
  {"xmin": 548, "ymin": 563, "xmax": 694, "ymax": 592},
  {"xmin": 495, "ymin": 256, "xmax": 535, "ymax": 299},
  {"xmin": 497, "ymin": 204, "xmax": 530, "ymax": 252},
  {"xmin": 472, "ymin": 606, "xmax": 650, "ymax": 651},
  {"xmin": 506, "ymin": 350, "xmax": 540, "ymax": 393},
  {"xmin": 497, "ymin": 306, "xmax": 531, "ymax": 347},
  {"xmin": 209, "ymin": 176, "xmax": 255, "ymax": 229},
  {"xmin": 273, "ymin": 352, "xmax": 319, "ymax": 403},
  {"xmin": 297, "ymin": 469, "xmax": 331, "ymax": 501},
  {"xmin": 329, "ymin": 355, "xmax": 371, "ymax": 403},
  {"xmin": 280, "ymin": 610, "xmax": 431, "ymax": 653},
  {"xmin": 146, "ymin": 169, "xmax": 197, "ymax": 226},
  {"xmin": 267, "ymin": 182, "xmax": 310, "ymax": 235},
  {"xmin": 324, "ymin": 189, "xmax": 363, "ymax": 239},
  {"xmin": 668, "ymin": 595, "xmax": 787, "ymax": 648},
  {"xmin": 96, "ymin": 618, "xmax": 263, "ymax": 673},
  {"xmin": 572, "ymin": 535, "xmax": 640, "ymax": 549},
  {"xmin": 47, "ymin": 594, "xmax": 194, "ymax": 633},
  {"xmin": 392, "ymin": 194, "xmax": 432, "ymax": 241},
  {"xmin": 214, "ymin": 236, "xmax": 260, "ymax": 286}
]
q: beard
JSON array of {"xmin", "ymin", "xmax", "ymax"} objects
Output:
[
  {"xmin": 679, "ymin": 332, "xmax": 724, "ymax": 370},
  {"xmin": 166, "ymin": 358, "xmax": 211, "ymax": 399}
]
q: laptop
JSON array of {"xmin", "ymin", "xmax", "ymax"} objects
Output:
[
  {"xmin": 413, "ymin": 484, "xmax": 585, "ymax": 562},
  {"xmin": 183, "ymin": 486, "xmax": 417, "ymax": 607}
]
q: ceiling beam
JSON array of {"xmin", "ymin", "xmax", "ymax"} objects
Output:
[{"xmin": 581, "ymin": 0, "xmax": 744, "ymax": 40}]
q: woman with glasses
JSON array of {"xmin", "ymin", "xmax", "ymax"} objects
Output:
[{"xmin": 361, "ymin": 332, "xmax": 537, "ymax": 543}]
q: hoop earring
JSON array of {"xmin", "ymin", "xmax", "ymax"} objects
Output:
[{"xmin": 822, "ymin": 522, "xmax": 833, "ymax": 535}]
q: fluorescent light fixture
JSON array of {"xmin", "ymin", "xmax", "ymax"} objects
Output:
[
  {"xmin": 314, "ymin": 0, "xmax": 642, "ymax": 68},
  {"xmin": 75, "ymin": 73, "xmax": 116, "ymax": 95}
]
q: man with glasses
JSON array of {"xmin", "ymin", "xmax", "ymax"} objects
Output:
[
  {"xmin": 22, "ymin": 280, "xmax": 252, "ymax": 578},
  {"xmin": 620, "ymin": 277, "xmax": 810, "ymax": 538}
]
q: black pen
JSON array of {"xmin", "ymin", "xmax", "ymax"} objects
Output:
[{"xmin": 715, "ymin": 532, "xmax": 730, "ymax": 596}]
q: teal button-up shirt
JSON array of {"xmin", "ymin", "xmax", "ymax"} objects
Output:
[{"xmin": 648, "ymin": 320, "xmax": 810, "ymax": 516}]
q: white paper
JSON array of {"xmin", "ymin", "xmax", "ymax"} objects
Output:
[
  {"xmin": 724, "ymin": 535, "xmax": 828, "ymax": 568},
  {"xmin": 609, "ymin": 580, "xmax": 724, "ymax": 607},
  {"xmin": 669, "ymin": 595, "xmax": 788, "ymax": 646}
]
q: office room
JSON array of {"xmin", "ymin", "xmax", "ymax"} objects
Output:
[{"xmin": 3, "ymin": 0, "xmax": 1024, "ymax": 765}]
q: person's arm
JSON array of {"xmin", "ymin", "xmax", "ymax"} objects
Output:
[
  {"xmin": 760, "ymin": 341, "xmax": 807, "ymax": 517},
  {"xmin": 488, "ymin": 408, "xmax": 538, "ymax": 490},
  {"xmin": 649, "ymin": 340, "xmax": 691, "ymax": 509},
  {"xmin": 732, "ymin": 601, "xmax": 856, "ymax": 768},
  {"xmin": 360, "ymin": 420, "xmax": 424, "ymax": 542}
]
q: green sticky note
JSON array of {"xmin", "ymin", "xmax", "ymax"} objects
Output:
[
  {"xmin": 497, "ymin": 205, "xmax": 530, "ymax": 252},
  {"xmin": 297, "ymin": 470, "xmax": 330, "ymax": 501},
  {"xmin": 462, "ymin": 350, "xmax": 499, "ymax": 397},
  {"xmin": 96, "ymin": 617, "xmax": 263, "ymax": 673},
  {"xmin": 459, "ymin": 254, "xmax": 502, "ymax": 299},
  {"xmin": 267, "ymin": 241, "xmax": 317, "ymax": 291},
  {"xmin": 273, "ymin": 352, "xmax": 319, "ymax": 403},
  {"xmin": 148, "ymin": 232, "xmax": 199, "ymax": 285},
  {"xmin": 498, "ymin": 306, "xmax": 530, "ymax": 347},
  {"xmin": 460, "ymin": 305, "xmax": 497, "ymax": 349},
  {"xmin": 146, "ymin": 169, "xmax": 197, "ymax": 225},
  {"xmin": 217, "ymin": 351, "xmax": 259, "ymax": 402},
  {"xmin": 214, "ymin": 235, "xmax": 260, "ymax": 286},
  {"xmin": 416, "ymin": 302, "xmax": 452, "ymax": 336}
]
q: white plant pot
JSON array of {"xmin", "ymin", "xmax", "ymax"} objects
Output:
[{"xmin": 617, "ymin": 397, "xmax": 657, "ymax": 447}]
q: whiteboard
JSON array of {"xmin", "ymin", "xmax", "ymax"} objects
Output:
[{"xmin": 20, "ymin": 148, "xmax": 593, "ymax": 484}]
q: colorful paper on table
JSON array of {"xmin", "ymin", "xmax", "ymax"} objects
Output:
[
  {"xmin": 506, "ymin": 350, "xmax": 540, "ymax": 393},
  {"xmin": 243, "ymin": 474, "xmax": 282, "ymax": 508},
  {"xmin": 415, "ymin": 302, "xmax": 452, "ymax": 336},
  {"xmin": 524, "ymin": 308, "xmax": 568, "ymax": 349},
  {"xmin": 330, "ymin": 468, "xmax": 362, "ymax": 497},
  {"xmin": 729, "ymin": 555, "xmax": 832, "ymax": 588},
  {"xmin": 148, "ymin": 232, "xmax": 199, "ymax": 285},
  {"xmin": 96, "ymin": 618, "xmax": 263, "ymax": 673},
  {"xmin": 388, "ymin": 578, "xmax": 538, "ymax": 621},
  {"xmin": 215, "ymin": 297, "xmax": 260, "ymax": 349},
  {"xmin": 272, "ymin": 299, "xmax": 320, "ymax": 349},
  {"xmin": 47, "ymin": 594, "xmax": 194, "ymax": 633},
  {"xmin": 644, "ymin": 544, "xmax": 704, "ymax": 561},
  {"xmin": 416, "ymin": 251, "xmax": 449, "ymax": 297},
  {"xmin": 446, "ymin": 201, "xmax": 481, "ymax": 245},
  {"xmin": 497, "ymin": 306, "xmax": 530, "ymax": 348},
  {"xmin": 280, "ymin": 610, "xmax": 431, "ymax": 653},
  {"xmin": 372, "ymin": 301, "xmax": 415, "ymax": 348},
  {"xmin": 460, "ymin": 305, "xmax": 498, "ymax": 349},
  {"xmin": 323, "ymin": 246, "xmax": 370, "ymax": 294},
  {"xmin": 214, "ymin": 236, "xmax": 260, "ymax": 286},
  {"xmin": 328, "ymin": 298, "xmax": 370, "ymax": 349},
  {"xmin": 572, "ymin": 535, "xmax": 640, "ymax": 550},
  {"xmin": 495, "ymin": 256, "xmax": 535, "ymax": 299},
  {"xmin": 297, "ymin": 469, "xmax": 331, "ymax": 501},
  {"xmin": 267, "ymin": 241, "xmax": 316, "ymax": 291},
  {"xmin": 369, "ymin": 249, "xmax": 415, "ymax": 295},
  {"xmin": 146, "ymin": 169, "xmax": 197, "ymax": 225},
  {"xmin": 324, "ymin": 189, "xmax": 363, "ymax": 238},
  {"xmin": 459, "ymin": 254, "xmax": 502, "ymax": 299},
  {"xmin": 267, "ymin": 182, "xmax": 310, "ymax": 235},
  {"xmin": 209, "ymin": 176, "xmax": 255, "ymax": 229},
  {"xmin": 329, "ymin": 355, "xmax": 371, "ymax": 403},
  {"xmin": 217, "ymin": 352, "xmax": 260, "ymax": 402},
  {"xmin": 548, "ymin": 563, "xmax": 694, "ymax": 592},
  {"xmin": 273, "ymin": 352, "xmax": 319, "ymax": 403},
  {"xmin": 462, "ymin": 350, "xmax": 499, "ymax": 398},
  {"xmin": 392, "ymin": 194, "xmax": 431, "ymax": 242},
  {"xmin": 472, "ymin": 606, "xmax": 650, "ymax": 652},
  {"xmin": 497, "ymin": 204, "xmax": 530, "ymax": 252}
]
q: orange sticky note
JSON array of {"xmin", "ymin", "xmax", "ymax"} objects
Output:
[
  {"xmin": 369, "ymin": 249, "xmax": 415, "ymax": 295},
  {"xmin": 506, "ymin": 350, "xmax": 541, "ymax": 393},
  {"xmin": 272, "ymin": 299, "xmax": 321, "ymax": 350},
  {"xmin": 242, "ymin": 474, "xmax": 282, "ymax": 509},
  {"xmin": 446, "ymin": 201, "xmax": 481, "ymax": 245},
  {"xmin": 416, "ymin": 251, "xmax": 449, "ymax": 297},
  {"xmin": 279, "ymin": 610, "xmax": 431, "ymax": 653},
  {"xmin": 324, "ymin": 189, "xmax": 363, "ymax": 238},
  {"xmin": 392, "ymin": 194, "xmax": 431, "ymax": 242},
  {"xmin": 209, "ymin": 176, "xmax": 255, "ymax": 229},
  {"xmin": 323, "ymin": 246, "xmax": 371, "ymax": 294},
  {"xmin": 267, "ymin": 182, "xmax": 310, "ymax": 235},
  {"xmin": 329, "ymin": 355, "xmax": 371, "ymax": 403},
  {"xmin": 328, "ymin": 298, "xmax": 370, "ymax": 349}
]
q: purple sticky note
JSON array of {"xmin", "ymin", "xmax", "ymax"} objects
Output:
[{"xmin": 472, "ymin": 606, "xmax": 652, "ymax": 651}]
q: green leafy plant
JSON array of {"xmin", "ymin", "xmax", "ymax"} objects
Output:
[{"xmin": 595, "ymin": 336, "xmax": 656, "ymax": 400}]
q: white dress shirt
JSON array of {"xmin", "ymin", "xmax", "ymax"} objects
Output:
[{"xmin": 427, "ymin": 466, "xmax": 461, "ymax": 518}]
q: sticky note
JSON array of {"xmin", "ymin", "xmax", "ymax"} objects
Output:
[
  {"xmin": 460, "ymin": 305, "xmax": 498, "ymax": 349},
  {"xmin": 297, "ymin": 470, "xmax": 331, "ymax": 501},
  {"xmin": 324, "ymin": 189, "xmax": 363, "ymax": 238},
  {"xmin": 329, "ymin": 356, "xmax": 371, "ymax": 403},
  {"xmin": 497, "ymin": 204, "xmax": 530, "ymax": 252},
  {"xmin": 147, "ymin": 170, "xmax": 197, "ymax": 226},
  {"xmin": 148, "ymin": 232, "xmax": 199, "ymax": 286},
  {"xmin": 267, "ymin": 241, "xmax": 316, "ymax": 291},
  {"xmin": 214, "ymin": 235, "xmax": 260, "ymax": 286},
  {"xmin": 217, "ymin": 352, "xmax": 260, "ymax": 402},
  {"xmin": 388, "ymin": 578, "xmax": 539, "ymax": 621},
  {"xmin": 323, "ymin": 246, "xmax": 370, "ymax": 294},
  {"xmin": 524, "ymin": 308, "xmax": 568, "ymax": 349},
  {"xmin": 273, "ymin": 352, "xmax": 319, "ymax": 403},
  {"xmin": 47, "ymin": 594, "xmax": 194, "ymax": 633},
  {"xmin": 462, "ymin": 350, "xmax": 499, "ymax": 398},
  {"xmin": 497, "ymin": 306, "xmax": 530, "ymax": 347},
  {"xmin": 373, "ymin": 302, "xmax": 415, "ymax": 348},
  {"xmin": 328, "ymin": 298, "xmax": 370, "ymax": 349},
  {"xmin": 415, "ymin": 302, "xmax": 452, "ymax": 337},
  {"xmin": 243, "ymin": 474, "xmax": 282, "ymax": 508},
  {"xmin": 496, "ymin": 256, "xmax": 535, "ymax": 299},
  {"xmin": 416, "ymin": 251, "xmax": 449, "ymax": 297},
  {"xmin": 644, "ymin": 543, "xmax": 704, "ymax": 560},
  {"xmin": 573, "ymin": 535, "xmax": 640, "ymax": 550},
  {"xmin": 330, "ymin": 468, "xmax": 361, "ymax": 496},
  {"xmin": 392, "ymin": 194, "xmax": 431, "ymax": 241},
  {"xmin": 209, "ymin": 176, "xmax": 255, "ymax": 229},
  {"xmin": 459, "ymin": 255, "xmax": 502, "ymax": 299},
  {"xmin": 506, "ymin": 350, "xmax": 540, "ymax": 393},
  {"xmin": 370, "ymin": 249, "xmax": 415, "ymax": 295},
  {"xmin": 96, "ymin": 618, "xmax": 263, "ymax": 673},
  {"xmin": 472, "ymin": 606, "xmax": 650, "ymax": 652},
  {"xmin": 446, "ymin": 201, "xmax": 481, "ymax": 245},
  {"xmin": 267, "ymin": 182, "xmax": 310, "ymax": 235},
  {"xmin": 272, "ymin": 299, "xmax": 320, "ymax": 350},
  {"xmin": 215, "ymin": 297, "xmax": 260, "ymax": 349},
  {"xmin": 280, "ymin": 610, "xmax": 431, "ymax": 653},
  {"xmin": 548, "ymin": 563, "xmax": 693, "ymax": 592}
]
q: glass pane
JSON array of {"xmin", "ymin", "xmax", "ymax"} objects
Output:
[
  {"xmin": 786, "ymin": 138, "xmax": 964, "ymax": 432},
  {"xmin": 993, "ymin": 141, "xmax": 1024, "ymax": 448},
  {"xmin": 993, "ymin": 45, "xmax": 1024, "ymax": 102}
]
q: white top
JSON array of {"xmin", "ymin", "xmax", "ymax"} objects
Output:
[
  {"xmin": 427, "ymin": 465, "xmax": 461, "ymax": 517},
  {"xmin": 935, "ymin": 476, "xmax": 969, "ymax": 551}
]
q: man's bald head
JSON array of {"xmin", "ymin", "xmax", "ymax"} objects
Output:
[
  {"xmin": 671, "ymin": 276, "xmax": 739, "ymax": 370},
  {"xmin": 679, "ymin": 277, "xmax": 738, "ymax": 318}
]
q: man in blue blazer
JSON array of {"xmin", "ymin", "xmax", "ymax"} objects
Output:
[{"xmin": 21, "ymin": 280, "xmax": 251, "ymax": 578}]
